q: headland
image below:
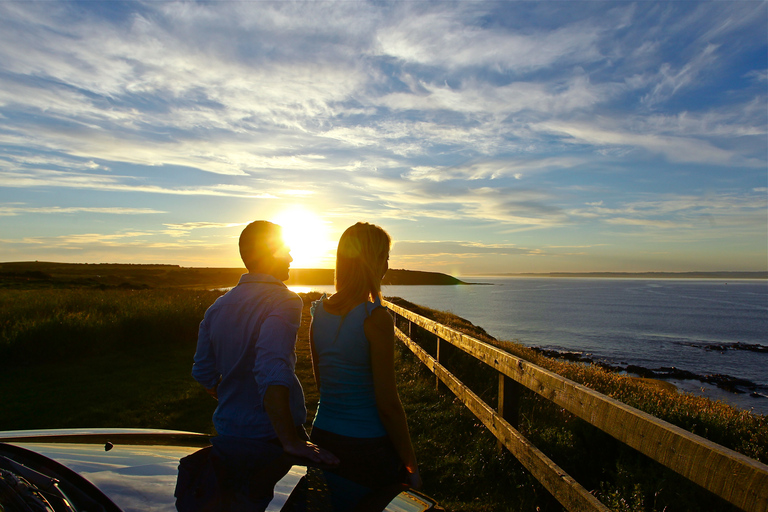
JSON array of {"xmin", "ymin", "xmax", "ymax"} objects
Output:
[{"xmin": 0, "ymin": 261, "xmax": 467, "ymax": 289}]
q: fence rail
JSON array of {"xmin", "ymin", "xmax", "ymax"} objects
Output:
[{"xmin": 383, "ymin": 299, "xmax": 768, "ymax": 512}]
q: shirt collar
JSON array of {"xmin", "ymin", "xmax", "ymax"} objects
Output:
[{"xmin": 238, "ymin": 273, "xmax": 287, "ymax": 287}]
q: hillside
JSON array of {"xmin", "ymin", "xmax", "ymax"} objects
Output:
[{"xmin": 0, "ymin": 261, "xmax": 467, "ymax": 289}]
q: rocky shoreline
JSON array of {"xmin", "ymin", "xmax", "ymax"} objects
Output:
[
  {"xmin": 531, "ymin": 346, "xmax": 768, "ymax": 399},
  {"xmin": 687, "ymin": 341, "xmax": 768, "ymax": 353}
]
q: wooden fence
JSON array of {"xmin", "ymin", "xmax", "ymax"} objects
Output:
[{"xmin": 383, "ymin": 300, "xmax": 768, "ymax": 512}]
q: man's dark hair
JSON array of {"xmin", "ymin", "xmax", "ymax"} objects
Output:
[{"xmin": 239, "ymin": 221, "xmax": 282, "ymax": 269}]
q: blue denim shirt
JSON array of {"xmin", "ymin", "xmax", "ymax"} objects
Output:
[{"xmin": 192, "ymin": 273, "xmax": 306, "ymax": 439}]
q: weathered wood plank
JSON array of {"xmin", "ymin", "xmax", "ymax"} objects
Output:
[
  {"xmin": 395, "ymin": 327, "xmax": 610, "ymax": 512},
  {"xmin": 386, "ymin": 301, "xmax": 768, "ymax": 512}
]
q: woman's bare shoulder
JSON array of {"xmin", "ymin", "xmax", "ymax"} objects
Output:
[{"xmin": 365, "ymin": 306, "xmax": 394, "ymax": 333}]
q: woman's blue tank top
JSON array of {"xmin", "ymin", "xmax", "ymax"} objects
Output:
[{"xmin": 310, "ymin": 295, "xmax": 388, "ymax": 438}]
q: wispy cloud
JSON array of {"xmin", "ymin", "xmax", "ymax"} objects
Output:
[
  {"xmin": 568, "ymin": 192, "xmax": 768, "ymax": 244},
  {"xmin": 642, "ymin": 44, "xmax": 720, "ymax": 107},
  {"xmin": 403, "ymin": 156, "xmax": 588, "ymax": 181},
  {"xmin": 375, "ymin": 5, "xmax": 606, "ymax": 71},
  {"xmin": 0, "ymin": 167, "xmax": 281, "ymax": 198},
  {"xmin": 532, "ymin": 120, "xmax": 760, "ymax": 166},
  {"xmin": 395, "ymin": 240, "xmax": 538, "ymax": 256},
  {"xmin": 161, "ymin": 221, "xmax": 245, "ymax": 238},
  {"xmin": 0, "ymin": 205, "xmax": 165, "ymax": 216}
]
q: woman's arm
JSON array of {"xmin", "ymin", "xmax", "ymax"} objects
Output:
[
  {"xmin": 309, "ymin": 319, "xmax": 321, "ymax": 390},
  {"xmin": 365, "ymin": 307, "xmax": 422, "ymax": 489}
]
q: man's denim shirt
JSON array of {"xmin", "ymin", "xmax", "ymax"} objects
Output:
[{"xmin": 192, "ymin": 273, "xmax": 306, "ymax": 439}]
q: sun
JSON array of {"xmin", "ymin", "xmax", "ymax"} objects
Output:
[{"xmin": 271, "ymin": 208, "xmax": 334, "ymax": 269}]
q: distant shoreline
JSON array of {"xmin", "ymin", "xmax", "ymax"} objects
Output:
[
  {"xmin": 2, "ymin": 263, "xmax": 765, "ymax": 289},
  {"xmin": 462, "ymin": 271, "xmax": 768, "ymax": 280}
]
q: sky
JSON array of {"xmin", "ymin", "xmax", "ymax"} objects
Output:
[{"xmin": 0, "ymin": 1, "xmax": 766, "ymax": 275}]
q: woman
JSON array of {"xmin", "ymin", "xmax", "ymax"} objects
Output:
[{"xmin": 309, "ymin": 222, "xmax": 421, "ymax": 511}]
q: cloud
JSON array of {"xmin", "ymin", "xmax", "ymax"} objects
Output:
[
  {"xmin": 746, "ymin": 70, "xmax": 768, "ymax": 83},
  {"xmin": 4, "ymin": 231, "xmax": 156, "ymax": 246},
  {"xmin": 533, "ymin": 120, "xmax": 761, "ymax": 166},
  {"xmin": 642, "ymin": 44, "xmax": 720, "ymax": 106},
  {"xmin": 375, "ymin": 7, "xmax": 604, "ymax": 71},
  {"xmin": 394, "ymin": 240, "xmax": 538, "ymax": 257},
  {"xmin": 545, "ymin": 244, "xmax": 608, "ymax": 249},
  {"xmin": 0, "ymin": 205, "xmax": 165, "ymax": 216},
  {"xmin": 0, "ymin": 166, "xmax": 281, "ymax": 198},
  {"xmin": 0, "ymin": 230, "xmax": 229, "ymax": 252},
  {"xmin": 377, "ymin": 75, "xmax": 613, "ymax": 118},
  {"xmin": 161, "ymin": 221, "xmax": 245, "ymax": 238},
  {"xmin": 635, "ymin": 109, "xmax": 766, "ymax": 139},
  {"xmin": 403, "ymin": 156, "xmax": 588, "ymax": 181},
  {"xmin": 0, "ymin": 2, "xmax": 381, "ymax": 180},
  {"xmin": 604, "ymin": 218, "xmax": 687, "ymax": 229},
  {"xmin": 1, "ymin": 1, "xmax": 762, "ymax": 185},
  {"xmin": 164, "ymin": 221, "xmax": 246, "ymax": 230},
  {"xmin": 569, "ymin": 192, "xmax": 768, "ymax": 238},
  {"xmin": 0, "ymin": 118, "xmax": 356, "ymax": 177},
  {"xmin": 350, "ymin": 174, "xmax": 568, "ymax": 227}
]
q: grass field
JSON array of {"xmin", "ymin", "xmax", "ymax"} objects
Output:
[{"xmin": 1, "ymin": 287, "xmax": 764, "ymax": 511}]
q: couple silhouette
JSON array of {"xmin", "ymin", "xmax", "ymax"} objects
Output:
[{"xmin": 179, "ymin": 221, "xmax": 420, "ymax": 512}]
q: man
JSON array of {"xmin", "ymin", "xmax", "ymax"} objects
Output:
[{"xmin": 192, "ymin": 220, "xmax": 338, "ymax": 509}]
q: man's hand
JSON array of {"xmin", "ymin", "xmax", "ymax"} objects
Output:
[
  {"xmin": 283, "ymin": 439, "xmax": 340, "ymax": 467},
  {"xmin": 205, "ymin": 384, "xmax": 219, "ymax": 400}
]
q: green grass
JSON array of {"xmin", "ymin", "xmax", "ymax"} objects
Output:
[
  {"xmin": 0, "ymin": 288, "xmax": 764, "ymax": 512},
  {"xmin": 0, "ymin": 288, "xmax": 222, "ymax": 433}
]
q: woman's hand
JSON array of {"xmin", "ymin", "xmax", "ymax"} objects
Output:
[
  {"xmin": 406, "ymin": 466, "xmax": 422, "ymax": 489},
  {"xmin": 283, "ymin": 439, "xmax": 340, "ymax": 467}
]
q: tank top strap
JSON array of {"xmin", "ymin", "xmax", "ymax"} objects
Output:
[
  {"xmin": 310, "ymin": 293, "xmax": 329, "ymax": 317},
  {"xmin": 365, "ymin": 295, "xmax": 384, "ymax": 317}
]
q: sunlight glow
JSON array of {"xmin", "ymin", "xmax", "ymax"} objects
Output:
[
  {"xmin": 271, "ymin": 208, "xmax": 334, "ymax": 269},
  {"xmin": 286, "ymin": 284, "xmax": 336, "ymax": 294}
]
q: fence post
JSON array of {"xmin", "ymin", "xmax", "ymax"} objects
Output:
[
  {"xmin": 435, "ymin": 336, "xmax": 441, "ymax": 391},
  {"xmin": 497, "ymin": 373, "xmax": 521, "ymax": 452}
]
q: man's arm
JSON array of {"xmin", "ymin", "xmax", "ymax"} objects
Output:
[
  {"xmin": 255, "ymin": 293, "xmax": 338, "ymax": 466},
  {"xmin": 263, "ymin": 385, "xmax": 339, "ymax": 465},
  {"xmin": 204, "ymin": 378, "xmax": 220, "ymax": 400},
  {"xmin": 192, "ymin": 311, "xmax": 221, "ymax": 394}
]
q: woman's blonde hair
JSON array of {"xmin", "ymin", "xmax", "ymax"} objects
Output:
[{"xmin": 332, "ymin": 222, "xmax": 391, "ymax": 311}]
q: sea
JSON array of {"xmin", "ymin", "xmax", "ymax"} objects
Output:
[{"xmin": 290, "ymin": 277, "xmax": 768, "ymax": 415}]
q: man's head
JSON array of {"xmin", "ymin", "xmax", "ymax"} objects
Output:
[{"xmin": 239, "ymin": 221, "xmax": 292, "ymax": 281}]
